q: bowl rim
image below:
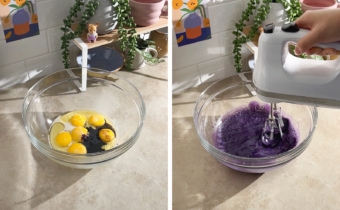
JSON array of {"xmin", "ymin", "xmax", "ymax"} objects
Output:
[
  {"xmin": 193, "ymin": 79, "xmax": 318, "ymax": 167},
  {"xmin": 22, "ymin": 68, "xmax": 146, "ymax": 159}
]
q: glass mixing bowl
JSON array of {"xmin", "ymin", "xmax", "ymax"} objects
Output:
[
  {"xmin": 194, "ymin": 74, "xmax": 317, "ymax": 173},
  {"xmin": 22, "ymin": 68, "xmax": 145, "ymax": 169}
]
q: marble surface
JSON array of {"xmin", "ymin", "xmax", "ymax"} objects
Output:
[
  {"xmin": 0, "ymin": 60, "xmax": 168, "ymax": 210},
  {"xmin": 173, "ymin": 77, "xmax": 340, "ymax": 210}
]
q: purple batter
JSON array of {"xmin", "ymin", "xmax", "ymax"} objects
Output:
[{"xmin": 213, "ymin": 101, "xmax": 298, "ymax": 158}]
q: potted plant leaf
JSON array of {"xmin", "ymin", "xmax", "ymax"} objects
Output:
[
  {"xmin": 60, "ymin": 0, "xmax": 138, "ymax": 70},
  {"xmin": 233, "ymin": 0, "xmax": 303, "ymax": 73},
  {"xmin": 129, "ymin": 34, "xmax": 165, "ymax": 69}
]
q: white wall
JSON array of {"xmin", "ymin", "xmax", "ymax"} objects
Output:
[
  {"xmin": 172, "ymin": 0, "xmax": 254, "ymax": 93},
  {"xmin": 0, "ymin": 0, "xmax": 82, "ymax": 89}
]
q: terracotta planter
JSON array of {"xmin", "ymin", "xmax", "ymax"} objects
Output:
[
  {"xmin": 86, "ymin": 0, "xmax": 118, "ymax": 34},
  {"xmin": 300, "ymin": 0, "xmax": 337, "ymax": 12},
  {"xmin": 129, "ymin": 0, "xmax": 165, "ymax": 27},
  {"xmin": 149, "ymin": 27, "xmax": 168, "ymax": 58},
  {"xmin": 12, "ymin": 8, "xmax": 30, "ymax": 35},
  {"xmin": 184, "ymin": 12, "xmax": 201, "ymax": 39}
]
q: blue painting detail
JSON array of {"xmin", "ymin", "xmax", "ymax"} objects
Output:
[
  {"xmin": 0, "ymin": 0, "xmax": 40, "ymax": 43},
  {"xmin": 176, "ymin": 27, "xmax": 211, "ymax": 47},
  {"xmin": 4, "ymin": 23, "xmax": 39, "ymax": 42}
]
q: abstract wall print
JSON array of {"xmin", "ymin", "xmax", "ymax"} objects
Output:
[
  {"xmin": 173, "ymin": 0, "xmax": 211, "ymax": 47},
  {"xmin": 0, "ymin": 0, "xmax": 39, "ymax": 43}
]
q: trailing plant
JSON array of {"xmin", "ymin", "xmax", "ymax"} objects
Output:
[
  {"xmin": 60, "ymin": 0, "xmax": 138, "ymax": 69},
  {"xmin": 115, "ymin": 0, "xmax": 138, "ymax": 69},
  {"xmin": 232, "ymin": 0, "xmax": 303, "ymax": 73},
  {"xmin": 278, "ymin": 0, "xmax": 303, "ymax": 23},
  {"xmin": 60, "ymin": 0, "xmax": 98, "ymax": 68}
]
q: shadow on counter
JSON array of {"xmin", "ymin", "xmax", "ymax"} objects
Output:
[
  {"xmin": 0, "ymin": 80, "xmax": 90, "ymax": 209},
  {"xmin": 172, "ymin": 115, "xmax": 263, "ymax": 209},
  {"xmin": 27, "ymin": 143, "xmax": 90, "ymax": 209}
]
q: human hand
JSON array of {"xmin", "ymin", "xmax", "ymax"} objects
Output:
[{"xmin": 295, "ymin": 9, "xmax": 340, "ymax": 56}]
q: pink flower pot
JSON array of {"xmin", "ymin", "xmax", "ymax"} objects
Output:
[
  {"xmin": 300, "ymin": 0, "xmax": 337, "ymax": 12},
  {"xmin": 129, "ymin": 0, "xmax": 165, "ymax": 27}
]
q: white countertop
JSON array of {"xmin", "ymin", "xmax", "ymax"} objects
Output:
[
  {"xmin": 173, "ymin": 81, "xmax": 340, "ymax": 210},
  {"xmin": 0, "ymin": 61, "xmax": 168, "ymax": 210}
]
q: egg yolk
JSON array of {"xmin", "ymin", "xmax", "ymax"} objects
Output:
[
  {"xmin": 55, "ymin": 132, "xmax": 72, "ymax": 147},
  {"xmin": 69, "ymin": 114, "xmax": 86, "ymax": 126},
  {"xmin": 99, "ymin": 129, "xmax": 115, "ymax": 142},
  {"xmin": 88, "ymin": 115, "xmax": 105, "ymax": 127},
  {"xmin": 68, "ymin": 143, "xmax": 87, "ymax": 154},
  {"xmin": 71, "ymin": 126, "xmax": 88, "ymax": 142}
]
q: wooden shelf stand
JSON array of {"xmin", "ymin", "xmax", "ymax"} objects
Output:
[{"xmin": 70, "ymin": 17, "xmax": 168, "ymax": 91}]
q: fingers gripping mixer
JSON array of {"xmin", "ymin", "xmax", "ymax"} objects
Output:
[
  {"xmin": 253, "ymin": 22, "xmax": 340, "ymax": 108},
  {"xmin": 253, "ymin": 22, "xmax": 340, "ymax": 146}
]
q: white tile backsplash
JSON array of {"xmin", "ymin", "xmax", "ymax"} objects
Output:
[
  {"xmin": 69, "ymin": 42, "xmax": 81, "ymax": 67},
  {"xmin": 0, "ymin": 0, "xmax": 83, "ymax": 89},
  {"xmin": 172, "ymin": 29, "xmax": 176, "ymax": 44},
  {"xmin": 0, "ymin": 0, "xmax": 254, "ymax": 93},
  {"xmin": 197, "ymin": 55, "xmax": 236, "ymax": 84},
  {"xmin": 25, "ymin": 50, "xmax": 64, "ymax": 79},
  {"xmin": 47, "ymin": 26, "xmax": 63, "ymax": 53},
  {"xmin": 209, "ymin": 0, "xmax": 244, "ymax": 34},
  {"xmin": 0, "ymin": 30, "xmax": 48, "ymax": 67},
  {"xmin": 173, "ymin": 65, "xmax": 201, "ymax": 93},
  {"xmin": 219, "ymin": 30, "xmax": 235, "ymax": 56},
  {"xmin": 173, "ymin": 34, "xmax": 221, "ymax": 70},
  {"xmin": 0, "ymin": 62, "xmax": 29, "ymax": 89},
  {"xmin": 172, "ymin": 0, "xmax": 252, "ymax": 92},
  {"xmin": 36, "ymin": 0, "xmax": 72, "ymax": 30}
]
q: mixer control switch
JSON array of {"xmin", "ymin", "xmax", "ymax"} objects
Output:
[
  {"xmin": 264, "ymin": 23, "xmax": 275, "ymax": 33},
  {"xmin": 281, "ymin": 22, "xmax": 300, "ymax": 32}
]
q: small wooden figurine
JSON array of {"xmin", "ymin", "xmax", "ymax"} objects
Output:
[{"xmin": 87, "ymin": 23, "xmax": 99, "ymax": 43}]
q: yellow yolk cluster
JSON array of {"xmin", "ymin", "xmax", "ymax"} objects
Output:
[
  {"xmin": 71, "ymin": 126, "xmax": 88, "ymax": 142},
  {"xmin": 68, "ymin": 143, "xmax": 87, "ymax": 154},
  {"xmin": 88, "ymin": 115, "xmax": 105, "ymax": 127},
  {"xmin": 69, "ymin": 114, "xmax": 86, "ymax": 126},
  {"xmin": 99, "ymin": 129, "xmax": 115, "ymax": 142},
  {"xmin": 50, "ymin": 110, "xmax": 117, "ymax": 154},
  {"xmin": 55, "ymin": 132, "xmax": 72, "ymax": 147}
]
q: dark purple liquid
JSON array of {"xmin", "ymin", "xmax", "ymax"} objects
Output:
[
  {"xmin": 213, "ymin": 101, "xmax": 299, "ymax": 158},
  {"xmin": 81, "ymin": 122, "xmax": 116, "ymax": 153}
]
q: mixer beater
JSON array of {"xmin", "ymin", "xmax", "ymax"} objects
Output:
[{"xmin": 262, "ymin": 103, "xmax": 285, "ymax": 147}]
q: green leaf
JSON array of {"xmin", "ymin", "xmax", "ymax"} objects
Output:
[
  {"xmin": 24, "ymin": 2, "xmax": 32, "ymax": 13},
  {"xmin": 181, "ymin": 8, "xmax": 193, "ymax": 13},
  {"xmin": 9, "ymin": 4, "xmax": 20, "ymax": 9}
]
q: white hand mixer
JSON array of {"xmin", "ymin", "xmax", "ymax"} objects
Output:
[{"xmin": 253, "ymin": 22, "xmax": 340, "ymax": 146}]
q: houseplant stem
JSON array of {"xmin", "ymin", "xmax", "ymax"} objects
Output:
[
  {"xmin": 60, "ymin": 0, "xmax": 138, "ymax": 70},
  {"xmin": 232, "ymin": 0, "xmax": 302, "ymax": 73}
]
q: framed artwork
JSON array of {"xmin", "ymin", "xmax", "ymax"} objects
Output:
[
  {"xmin": 0, "ymin": 0, "xmax": 39, "ymax": 43},
  {"xmin": 173, "ymin": 0, "xmax": 211, "ymax": 47}
]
